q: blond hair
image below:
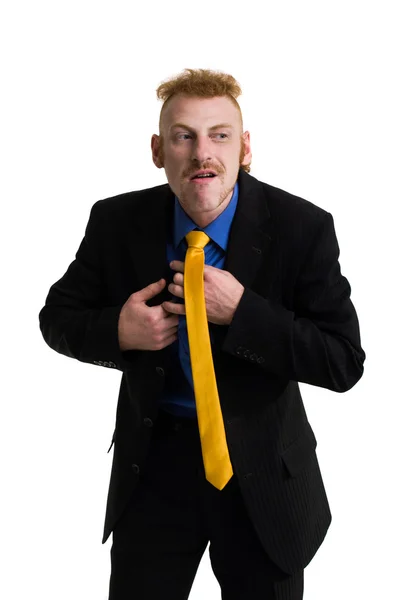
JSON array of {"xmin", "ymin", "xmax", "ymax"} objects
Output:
[{"xmin": 156, "ymin": 68, "xmax": 250, "ymax": 173}]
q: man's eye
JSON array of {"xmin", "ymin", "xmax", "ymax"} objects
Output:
[{"xmin": 176, "ymin": 133, "xmax": 228, "ymax": 140}]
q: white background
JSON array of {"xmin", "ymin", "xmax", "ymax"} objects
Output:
[{"xmin": 1, "ymin": 1, "xmax": 396, "ymax": 598}]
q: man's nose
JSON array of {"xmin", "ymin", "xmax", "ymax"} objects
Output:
[{"xmin": 191, "ymin": 136, "xmax": 213, "ymax": 163}]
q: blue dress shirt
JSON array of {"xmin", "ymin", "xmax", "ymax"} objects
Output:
[{"xmin": 159, "ymin": 181, "xmax": 239, "ymax": 418}]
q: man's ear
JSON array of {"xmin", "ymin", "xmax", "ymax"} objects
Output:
[
  {"xmin": 151, "ymin": 134, "xmax": 164, "ymax": 168},
  {"xmin": 240, "ymin": 131, "xmax": 252, "ymax": 168}
]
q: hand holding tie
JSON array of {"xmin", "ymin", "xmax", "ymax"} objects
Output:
[{"xmin": 162, "ymin": 260, "xmax": 245, "ymax": 326}]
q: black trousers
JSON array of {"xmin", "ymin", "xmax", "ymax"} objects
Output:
[{"xmin": 108, "ymin": 409, "xmax": 304, "ymax": 600}]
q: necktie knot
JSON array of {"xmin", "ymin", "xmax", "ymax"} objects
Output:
[{"xmin": 185, "ymin": 230, "xmax": 210, "ymax": 250}]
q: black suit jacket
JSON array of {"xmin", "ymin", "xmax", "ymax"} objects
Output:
[{"xmin": 38, "ymin": 168, "xmax": 365, "ymax": 575}]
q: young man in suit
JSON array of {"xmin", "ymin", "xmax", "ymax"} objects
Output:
[{"xmin": 39, "ymin": 68, "xmax": 366, "ymax": 599}]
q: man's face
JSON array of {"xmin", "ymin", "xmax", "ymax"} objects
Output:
[{"xmin": 151, "ymin": 95, "xmax": 251, "ymax": 228}]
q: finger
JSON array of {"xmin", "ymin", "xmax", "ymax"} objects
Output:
[
  {"xmin": 163, "ymin": 309, "xmax": 180, "ymax": 326},
  {"xmin": 163, "ymin": 311, "xmax": 180, "ymax": 327},
  {"xmin": 168, "ymin": 283, "xmax": 184, "ymax": 298},
  {"xmin": 162, "ymin": 301, "xmax": 186, "ymax": 315},
  {"xmin": 133, "ymin": 278, "xmax": 166, "ymax": 302},
  {"xmin": 170, "ymin": 260, "xmax": 185, "ymax": 272}
]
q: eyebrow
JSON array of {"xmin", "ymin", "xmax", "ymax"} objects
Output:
[{"xmin": 170, "ymin": 122, "xmax": 234, "ymax": 132}]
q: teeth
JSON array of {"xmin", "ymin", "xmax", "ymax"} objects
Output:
[{"xmin": 196, "ymin": 173, "xmax": 214, "ymax": 178}]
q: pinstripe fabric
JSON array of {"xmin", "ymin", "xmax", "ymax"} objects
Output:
[{"xmin": 274, "ymin": 571, "xmax": 304, "ymax": 600}]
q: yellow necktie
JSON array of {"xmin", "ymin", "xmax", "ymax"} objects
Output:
[{"xmin": 184, "ymin": 230, "xmax": 233, "ymax": 490}]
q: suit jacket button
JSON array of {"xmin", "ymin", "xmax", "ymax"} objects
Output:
[
  {"xmin": 257, "ymin": 357, "xmax": 265, "ymax": 363},
  {"xmin": 156, "ymin": 367, "xmax": 165, "ymax": 376},
  {"xmin": 131, "ymin": 464, "xmax": 140, "ymax": 474},
  {"xmin": 144, "ymin": 418, "xmax": 153, "ymax": 427}
]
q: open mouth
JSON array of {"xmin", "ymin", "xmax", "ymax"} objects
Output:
[{"xmin": 190, "ymin": 173, "xmax": 218, "ymax": 183}]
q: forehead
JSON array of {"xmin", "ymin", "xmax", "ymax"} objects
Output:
[{"xmin": 163, "ymin": 95, "xmax": 241, "ymax": 131}]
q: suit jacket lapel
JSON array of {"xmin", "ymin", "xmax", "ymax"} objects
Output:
[
  {"xmin": 223, "ymin": 168, "xmax": 273, "ymax": 289},
  {"xmin": 125, "ymin": 183, "xmax": 174, "ymax": 307}
]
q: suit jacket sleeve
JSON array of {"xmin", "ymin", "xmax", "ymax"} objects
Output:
[
  {"xmin": 222, "ymin": 211, "xmax": 366, "ymax": 392},
  {"xmin": 38, "ymin": 201, "xmax": 135, "ymax": 372}
]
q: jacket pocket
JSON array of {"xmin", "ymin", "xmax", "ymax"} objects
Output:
[{"xmin": 280, "ymin": 425, "xmax": 317, "ymax": 477}]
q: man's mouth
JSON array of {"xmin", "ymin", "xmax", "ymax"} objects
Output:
[
  {"xmin": 190, "ymin": 175, "xmax": 217, "ymax": 184},
  {"xmin": 192, "ymin": 173, "xmax": 216, "ymax": 178},
  {"xmin": 189, "ymin": 171, "xmax": 218, "ymax": 183}
]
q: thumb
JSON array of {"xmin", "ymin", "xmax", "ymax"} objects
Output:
[{"xmin": 133, "ymin": 278, "xmax": 166, "ymax": 303}]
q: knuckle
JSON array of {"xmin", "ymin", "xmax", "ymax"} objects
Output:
[
  {"xmin": 148, "ymin": 313, "xmax": 158, "ymax": 325},
  {"xmin": 153, "ymin": 331, "xmax": 162, "ymax": 342}
]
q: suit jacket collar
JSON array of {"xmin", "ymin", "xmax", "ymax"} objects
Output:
[{"xmin": 129, "ymin": 167, "xmax": 274, "ymax": 307}]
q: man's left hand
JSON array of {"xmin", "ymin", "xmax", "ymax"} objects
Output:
[{"xmin": 162, "ymin": 260, "xmax": 245, "ymax": 326}]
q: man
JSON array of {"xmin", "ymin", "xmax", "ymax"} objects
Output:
[{"xmin": 39, "ymin": 68, "xmax": 366, "ymax": 599}]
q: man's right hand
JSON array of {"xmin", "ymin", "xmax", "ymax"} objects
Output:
[{"xmin": 118, "ymin": 279, "xmax": 179, "ymax": 351}]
